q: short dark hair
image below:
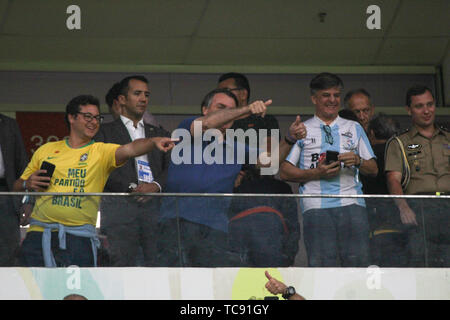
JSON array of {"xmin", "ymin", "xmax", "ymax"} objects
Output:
[
  {"xmin": 200, "ymin": 88, "xmax": 239, "ymax": 112},
  {"xmin": 344, "ymin": 88, "xmax": 372, "ymax": 108},
  {"xmin": 405, "ymin": 85, "xmax": 434, "ymax": 107},
  {"xmin": 117, "ymin": 75, "xmax": 149, "ymax": 97},
  {"xmin": 218, "ymin": 72, "xmax": 251, "ymax": 103},
  {"xmin": 105, "ymin": 82, "xmax": 121, "ymax": 108},
  {"xmin": 65, "ymin": 94, "xmax": 100, "ymax": 130},
  {"xmin": 368, "ymin": 112, "xmax": 400, "ymax": 140},
  {"xmin": 338, "ymin": 108, "xmax": 359, "ymax": 122},
  {"xmin": 309, "ymin": 72, "xmax": 344, "ymax": 95}
]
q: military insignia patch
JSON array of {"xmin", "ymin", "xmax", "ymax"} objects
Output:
[{"xmin": 407, "ymin": 144, "xmax": 421, "ymax": 151}]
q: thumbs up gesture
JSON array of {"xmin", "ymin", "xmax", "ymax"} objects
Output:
[
  {"xmin": 264, "ymin": 271, "xmax": 287, "ymax": 295},
  {"xmin": 288, "ymin": 115, "xmax": 307, "ymax": 140},
  {"xmin": 247, "ymin": 99, "xmax": 272, "ymax": 118}
]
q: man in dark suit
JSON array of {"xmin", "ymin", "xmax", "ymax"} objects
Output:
[
  {"xmin": 0, "ymin": 114, "xmax": 28, "ymax": 266},
  {"xmin": 95, "ymin": 75, "xmax": 170, "ymax": 266}
]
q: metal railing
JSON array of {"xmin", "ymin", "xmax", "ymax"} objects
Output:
[{"xmin": 1, "ymin": 192, "xmax": 448, "ymax": 268}]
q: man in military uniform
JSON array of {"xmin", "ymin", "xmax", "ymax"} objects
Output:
[{"xmin": 385, "ymin": 85, "xmax": 450, "ymax": 267}]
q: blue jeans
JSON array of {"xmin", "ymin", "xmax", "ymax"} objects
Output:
[
  {"xmin": 19, "ymin": 231, "xmax": 94, "ymax": 267},
  {"xmin": 303, "ymin": 204, "xmax": 370, "ymax": 267}
]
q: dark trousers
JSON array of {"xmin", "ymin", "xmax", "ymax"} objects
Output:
[
  {"xmin": 303, "ymin": 204, "xmax": 370, "ymax": 267},
  {"xmin": 156, "ymin": 218, "xmax": 240, "ymax": 267},
  {"xmin": 101, "ymin": 200, "xmax": 159, "ymax": 267},
  {"xmin": 228, "ymin": 212, "xmax": 288, "ymax": 267},
  {"xmin": 0, "ymin": 195, "xmax": 20, "ymax": 266},
  {"xmin": 370, "ymin": 232, "xmax": 408, "ymax": 267},
  {"xmin": 19, "ymin": 231, "xmax": 94, "ymax": 267},
  {"xmin": 405, "ymin": 199, "xmax": 450, "ymax": 267}
]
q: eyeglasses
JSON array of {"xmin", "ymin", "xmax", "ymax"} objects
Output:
[
  {"xmin": 77, "ymin": 112, "xmax": 104, "ymax": 123},
  {"xmin": 323, "ymin": 125, "xmax": 334, "ymax": 145}
]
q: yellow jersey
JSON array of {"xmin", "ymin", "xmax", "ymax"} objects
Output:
[{"xmin": 20, "ymin": 139, "xmax": 121, "ymax": 231}]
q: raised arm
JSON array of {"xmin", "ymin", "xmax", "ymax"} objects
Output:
[
  {"xmin": 279, "ymin": 115, "xmax": 307, "ymax": 163},
  {"xmin": 191, "ymin": 100, "xmax": 272, "ymax": 134},
  {"xmin": 115, "ymin": 137, "xmax": 176, "ymax": 166}
]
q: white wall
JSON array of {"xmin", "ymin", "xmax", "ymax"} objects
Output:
[{"xmin": 0, "ymin": 267, "xmax": 448, "ymax": 300}]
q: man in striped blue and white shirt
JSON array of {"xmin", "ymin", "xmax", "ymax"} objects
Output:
[{"xmin": 280, "ymin": 73, "xmax": 378, "ymax": 267}]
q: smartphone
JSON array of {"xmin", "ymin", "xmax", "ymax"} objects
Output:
[
  {"xmin": 39, "ymin": 161, "xmax": 56, "ymax": 178},
  {"xmin": 326, "ymin": 150, "xmax": 339, "ymax": 164}
]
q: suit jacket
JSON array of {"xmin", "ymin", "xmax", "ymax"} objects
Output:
[
  {"xmin": 94, "ymin": 118, "xmax": 171, "ymax": 194},
  {"xmin": 0, "ymin": 114, "xmax": 29, "ymax": 210}
]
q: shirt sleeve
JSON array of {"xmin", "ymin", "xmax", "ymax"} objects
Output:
[
  {"xmin": 356, "ymin": 124, "xmax": 376, "ymax": 160},
  {"xmin": 178, "ymin": 116, "xmax": 196, "ymax": 131},
  {"xmin": 384, "ymin": 138, "xmax": 403, "ymax": 173},
  {"xmin": 20, "ymin": 146, "xmax": 43, "ymax": 180},
  {"xmin": 98, "ymin": 142, "xmax": 122, "ymax": 174},
  {"xmin": 285, "ymin": 141, "xmax": 302, "ymax": 167}
]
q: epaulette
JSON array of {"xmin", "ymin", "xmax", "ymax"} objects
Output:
[
  {"xmin": 439, "ymin": 125, "xmax": 449, "ymax": 132},
  {"xmin": 391, "ymin": 128, "xmax": 409, "ymax": 139}
]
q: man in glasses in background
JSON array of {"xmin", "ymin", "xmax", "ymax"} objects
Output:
[
  {"xmin": 94, "ymin": 75, "xmax": 171, "ymax": 267},
  {"xmin": 280, "ymin": 72, "xmax": 377, "ymax": 267},
  {"xmin": 13, "ymin": 94, "xmax": 174, "ymax": 267}
]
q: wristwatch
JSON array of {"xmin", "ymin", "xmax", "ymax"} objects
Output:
[
  {"xmin": 282, "ymin": 286, "xmax": 296, "ymax": 300},
  {"xmin": 22, "ymin": 180, "xmax": 28, "ymax": 192},
  {"xmin": 284, "ymin": 136, "xmax": 296, "ymax": 145}
]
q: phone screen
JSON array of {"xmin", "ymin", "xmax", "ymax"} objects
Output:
[{"xmin": 326, "ymin": 151, "xmax": 339, "ymax": 164}]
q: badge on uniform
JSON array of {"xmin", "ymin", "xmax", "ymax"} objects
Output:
[
  {"xmin": 407, "ymin": 144, "xmax": 422, "ymax": 151},
  {"xmin": 137, "ymin": 160, "xmax": 154, "ymax": 183}
]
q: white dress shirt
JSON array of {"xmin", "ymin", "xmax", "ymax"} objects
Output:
[{"xmin": 120, "ymin": 115, "xmax": 161, "ymax": 191}]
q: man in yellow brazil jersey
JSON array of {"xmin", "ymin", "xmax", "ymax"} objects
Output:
[{"xmin": 12, "ymin": 94, "xmax": 175, "ymax": 267}]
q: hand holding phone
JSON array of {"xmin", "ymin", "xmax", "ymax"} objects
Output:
[
  {"xmin": 37, "ymin": 161, "xmax": 55, "ymax": 189},
  {"xmin": 325, "ymin": 150, "xmax": 339, "ymax": 165},
  {"xmin": 39, "ymin": 161, "xmax": 56, "ymax": 178}
]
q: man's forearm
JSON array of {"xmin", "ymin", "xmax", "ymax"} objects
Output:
[
  {"xmin": 359, "ymin": 158, "xmax": 378, "ymax": 177},
  {"xmin": 386, "ymin": 172, "xmax": 410, "ymax": 210},
  {"xmin": 195, "ymin": 107, "xmax": 249, "ymax": 132},
  {"xmin": 115, "ymin": 138, "xmax": 155, "ymax": 165},
  {"xmin": 13, "ymin": 178, "xmax": 26, "ymax": 192},
  {"xmin": 280, "ymin": 162, "xmax": 321, "ymax": 183},
  {"xmin": 128, "ymin": 138, "xmax": 156, "ymax": 157},
  {"xmin": 279, "ymin": 139, "xmax": 293, "ymax": 164}
]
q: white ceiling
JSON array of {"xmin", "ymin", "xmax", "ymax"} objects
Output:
[{"xmin": 0, "ymin": 0, "xmax": 448, "ymax": 72}]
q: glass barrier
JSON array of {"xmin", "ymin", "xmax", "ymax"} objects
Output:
[{"xmin": 1, "ymin": 192, "xmax": 448, "ymax": 268}]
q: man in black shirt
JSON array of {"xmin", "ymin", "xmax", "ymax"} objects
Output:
[
  {"xmin": 228, "ymin": 165, "xmax": 300, "ymax": 267},
  {"xmin": 362, "ymin": 113, "xmax": 407, "ymax": 267}
]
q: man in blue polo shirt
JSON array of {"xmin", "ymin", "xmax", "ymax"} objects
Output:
[{"xmin": 157, "ymin": 88, "xmax": 271, "ymax": 267}]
